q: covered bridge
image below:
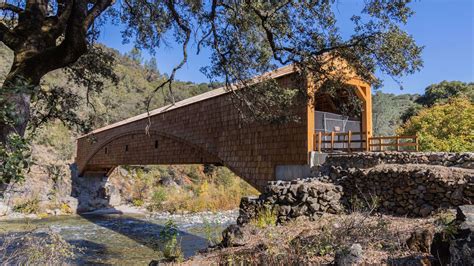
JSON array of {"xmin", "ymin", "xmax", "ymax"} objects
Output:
[{"xmin": 76, "ymin": 64, "xmax": 372, "ymax": 191}]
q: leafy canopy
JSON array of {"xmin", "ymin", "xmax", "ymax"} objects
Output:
[
  {"xmin": 398, "ymin": 97, "xmax": 474, "ymax": 152},
  {"xmin": 416, "ymin": 81, "xmax": 474, "ymax": 107}
]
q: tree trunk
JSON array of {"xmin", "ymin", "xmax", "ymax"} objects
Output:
[{"xmin": 0, "ymin": 72, "xmax": 36, "ymax": 144}]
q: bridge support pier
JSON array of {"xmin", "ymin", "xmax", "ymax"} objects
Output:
[
  {"xmin": 275, "ymin": 165, "xmax": 311, "ymax": 181},
  {"xmin": 71, "ymin": 165, "xmax": 120, "ymax": 213}
]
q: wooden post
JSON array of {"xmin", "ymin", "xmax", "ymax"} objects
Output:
[
  {"xmin": 379, "ymin": 138, "xmax": 382, "ymax": 152},
  {"xmin": 348, "ymin": 130, "xmax": 352, "ymax": 153},
  {"xmin": 330, "ymin": 131, "xmax": 335, "ymax": 152},
  {"xmin": 415, "ymin": 136, "xmax": 419, "ymax": 152},
  {"xmin": 396, "ymin": 136, "xmax": 400, "ymax": 152},
  {"xmin": 318, "ymin": 132, "xmax": 322, "ymax": 153}
]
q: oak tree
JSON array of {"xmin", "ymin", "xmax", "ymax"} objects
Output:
[{"xmin": 0, "ymin": 0, "xmax": 423, "ymax": 182}]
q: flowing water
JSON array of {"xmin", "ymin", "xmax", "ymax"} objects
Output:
[{"xmin": 0, "ymin": 210, "xmax": 238, "ymax": 265}]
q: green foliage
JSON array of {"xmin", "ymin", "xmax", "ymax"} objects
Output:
[
  {"xmin": 12, "ymin": 198, "xmax": 40, "ymax": 214},
  {"xmin": 148, "ymin": 186, "xmax": 168, "ymax": 211},
  {"xmin": 159, "ymin": 219, "xmax": 183, "ymax": 262},
  {"xmin": 398, "ymin": 98, "xmax": 474, "ymax": 152},
  {"xmin": 202, "ymin": 218, "xmax": 222, "ymax": 246},
  {"xmin": 0, "ymin": 133, "xmax": 31, "ymax": 186},
  {"xmin": 251, "ymin": 208, "xmax": 277, "ymax": 229},
  {"xmin": 372, "ymin": 81, "xmax": 473, "ymax": 139},
  {"xmin": 416, "ymin": 81, "xmax": 474, "ymax": 107},
  {"xmin": 132, "ymin": 198, "xmax": 145, "ymax": 207}
]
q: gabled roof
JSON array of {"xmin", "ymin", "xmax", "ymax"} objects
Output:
[{"xmin": 78, "ymin": 64, "xmax": 298, "ymax": 138}]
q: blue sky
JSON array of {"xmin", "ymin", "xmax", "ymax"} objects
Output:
[{"xmin": 98, "ymin": 0, "xmax": 473, "ymax": 95}]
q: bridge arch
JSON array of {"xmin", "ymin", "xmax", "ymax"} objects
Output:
[{"xmin": 79, "ymin": 130, "xmax": 223, "ymax": 176}]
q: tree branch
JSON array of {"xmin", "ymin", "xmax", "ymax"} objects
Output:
[
  {"xmin": 144, "ymin": 0, "xmax": 191, "ymax": 133},
  {"xmin": 50, "ymin": 0, "xmax": 73, "ymax": 37},
  {"xmin": 84, "ymin": 0, "xmax": 113, "ymax": 30},
  {"xmin": 0, "ymin": 2, "xmax": 23, "ymax": 13},
  {"xmin": 0, "ymin": 21, "xmax": 19, "ymax": 49}
]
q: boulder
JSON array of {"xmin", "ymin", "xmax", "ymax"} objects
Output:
[
  {"xmin": 449, "ymin": 205, "xmax": 474, "ymax": 265},
  {"xmin": 334, "ymin": 243, "xmax": 363, "ymax": 266},
  {"xmin": 221, "ymin": 224, "xmax": 251, "ymax": 247},
  {"xmin": 406, "ymin": 227, "xmax": 435, "ymax": 253},
  {"xmin": 0, "ymin": 201, "xmax": 11, "ymax": 216}
]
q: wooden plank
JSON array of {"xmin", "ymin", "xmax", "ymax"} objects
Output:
[
  {"xmin": 320, "ymin": 140, "xmax": 365, "ymax": 144},
  {"xmin": 330, "ymin": 131, "xmax": 335, "ymax": 152},
  {"xmin": 348, "ymin": 130, "xmax": 352, "ymax": 153},
  {"xmin": 318, "ymin": 132, "xmax": 322, "ymax": 153},
  {"xmin": 370, "ymin": 135, "xmax": 417, "ymax": 140},
  {"xmin": 369, "ymin": 143, "xmax": 418, "ymax": 147}
]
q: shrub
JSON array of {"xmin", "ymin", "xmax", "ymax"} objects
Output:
[
  {"xmin": 203, "ymin": 218, "xmax": 222, "ymax": 246},
  {"xmin": 146, "ymin": 168, "xmax": 259, "ymax": 213},
  {"xmin": 251, "ymin": 207, "xmax": 277, "ymax": 229},
  {"xmin": 147, "ymin": 186, "xmax": 168, "ymax": 211},
  {"xmin": 13, "ymin": 198, "xmax": 40, "ymax": 214},
  {"xmin": 398, "ymin": 97, "xmax": 474, "ymax": 152},
  {"xmin": 159, "ymin": 219, "xmax": 183, "ymax": 262},
  {"xmin": 132, "ymin": 198, "xmax": 144, "ymax": 207},
  {"xmin": 0, "ymin": 229, "xmax": 77, "ymax": 264}
]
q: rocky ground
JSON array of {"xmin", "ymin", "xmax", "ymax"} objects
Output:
[{"xmin": 186, "ymin": 206, "xmax": 473, "ymax": 265}]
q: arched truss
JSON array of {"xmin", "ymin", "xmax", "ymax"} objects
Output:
[{"xmin": 79, "ymin": 130, "xmax": 224, "ymax": 176}]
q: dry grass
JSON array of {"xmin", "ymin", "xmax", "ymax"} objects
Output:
[
  {"xmin": 149, "ymin": 179, "xmax": 258, "ymax": 213},
  {"xmin": 188, "ymin": 212, "xmax": 436, "ymax": 265},
  {"xmin": 0, "ymin": 229, "xmax": 77, "ymax": 265}
]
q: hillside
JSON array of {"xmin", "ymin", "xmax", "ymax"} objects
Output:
[
  {"xmin": 0, "ymin": 43, "xmax": 258, "ymax": 216},
  {"xmin": 372, "ymin": 91, "xmax": 420, "ymax": 136}
]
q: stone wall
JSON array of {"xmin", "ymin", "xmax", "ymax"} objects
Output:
[
  {"xmin": 323, "ymin": 152, "xmax": 474, "ymax": 170},
  {"xmin": 326, "ymin": 164, "xmax": 473, "ymax": 217},
  {"xmin": 238, "ymin": 152, "xmax": 474, "ymax": 223},
  {"xmin": 238, "ymin": 179, "xmax": 343, "ymax": 224}
]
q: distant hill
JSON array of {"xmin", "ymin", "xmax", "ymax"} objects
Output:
[{"xmin": 372, "ymin": 91, "xmax": 420, "ymax": 136}]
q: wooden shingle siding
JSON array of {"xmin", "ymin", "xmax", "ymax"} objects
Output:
[{"xmin": 76, "ymin": 73, "xmax": 308, "ymax": 191}]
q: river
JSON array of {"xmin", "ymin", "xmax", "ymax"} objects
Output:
[{"xmin": 0, "ymin": 210, "xmax": 238, "ymax": 265}]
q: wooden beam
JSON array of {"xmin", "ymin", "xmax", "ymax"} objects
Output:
[{"xmin": 306, "ymin": 73, "xmax": 316, "ymax": 162}]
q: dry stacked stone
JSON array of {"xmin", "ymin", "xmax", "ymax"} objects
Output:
[
  {"xmin": 237, "ymin": 179, "xmax": 343, "ymax": 225},
  {"xmin": 323, "ymin": 152, "xmax": 474, "ymax": 170},
  {"xmin": 330, "ymin": 164, "xmax": 474, "ymax": 216},
  {"xmin": 237, "ymin": 152, "xmax": 474, "ymax": 223}
]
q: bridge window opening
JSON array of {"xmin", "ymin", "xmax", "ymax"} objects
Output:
[
  {"xmin": 125, "ymin": 145, "xmax": 128, "ymax": 152},
  {"xmin": 314, "ymin": 82, "xmax": 363, "ymax": 151},
  {"xmin": 105, "ymin": 147, "xmax": 108, "ymax": 154},
  {"xmin": 155, "ymin": 140, "xmax": 158, "ymax": 149}
]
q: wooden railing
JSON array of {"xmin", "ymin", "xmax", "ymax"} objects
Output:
[
  {"xmin": 313, "ymin": 131, "xmax": 418, "ymax": 153},
  {"xmin": 368, "ymin": 135, "xmax": 418, "ymax": 152},
  {"xmin": 313, "ymin": 131, "xmax": 367, "ymax": 152}
]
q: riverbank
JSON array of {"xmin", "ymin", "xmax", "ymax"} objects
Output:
[
  {"xmin": 186, "ymin": 210, "xmax": 460, "ymax": 265},
  {"xmin": 0, "ymin": 209, "xmax": 239, "ymax": 265}
]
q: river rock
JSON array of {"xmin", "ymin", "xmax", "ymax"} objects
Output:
[
  {"xmin": 0, "ymin": 201, "xmax": 10, "ymax": 216},
  {"xmin": 334, "ymin": 243, "xmax": 363, "ymax": 266},
  {"xmin": 221, "ymin": 224, "xmax": 251, "ymax": 247}
]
